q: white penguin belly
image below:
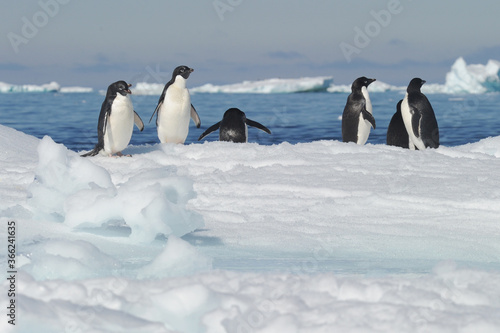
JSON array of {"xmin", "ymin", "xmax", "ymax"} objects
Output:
[
  {"xmin": 157, "ymin": 87, "xmax": 191, "ymax": 144},
  {"xmin": 401, "ymin": 93, "xmax": 426, "ymax": 150},
  {"xmin": 103, "ymin": 94, "xmax": 134, "ymax": 155},
  {"xmin": 357, "ymin": 113, "xmax": 371, "ymax": 145},
  {"xmin": 357, "ymin": 86, "xmax": 373, "ymax": 145}
]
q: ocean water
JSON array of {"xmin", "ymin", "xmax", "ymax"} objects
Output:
[{"xmin": 0, "ymin": 91, "xmax": 499, "ymax": 151}]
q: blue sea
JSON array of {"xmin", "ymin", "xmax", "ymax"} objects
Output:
[{"xmin": 1, "ymin": 91, "xmax": 499, "ymax": 151}]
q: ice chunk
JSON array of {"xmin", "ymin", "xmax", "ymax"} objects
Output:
[
  {"xmin": 138, "ymin": 235, "xmax": 212, "ymax": 279},
  {"xmin": 28, "ymin": 136, "xmax": 204, "ymax": 243},
  {"xmin": 21, "ymin": 239, "xmax": 120, "ymax": 280}
]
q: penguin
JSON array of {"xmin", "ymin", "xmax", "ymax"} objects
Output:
[
  {"xmin": 82, "ymin": 81, "xmax": 144, "ymax": 157},
  {"xmin": 197, "ymin": 108, "xmax": 271, "ymax": 143},
  {"xmin": 387, "ymin": 99, "xmax": 413, "ymax": 149},
  {"xmin": 341, "ymin": 77, "xmax": 377, "ymax": 144},
  {"xmin": 400, "ymin": 78, "xmax": 439, "ymax": 150},
  {"xmin": 149, "ymin": 65, "xmax": 201, "ymax": 144}
]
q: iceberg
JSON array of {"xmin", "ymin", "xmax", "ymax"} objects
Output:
[
  {"xmin": 190, "ymin": 76, "xmax": 334, "ymax": 94},
  {"xmin": 0, "ymin": 81, "xmax": 60, "ymax": 93},
  {"xmin": 327, "ymin": 80, "xmax": 405, "ymax": 93},
  {"xmin": 131, "ymin": 81, "xmax": 165, "ymax": 95},
  {"xmin": 0, "ymin": 81, "xmax": 94, "ymax": 93},
  {"xmin": 60, "ymin": 86, "xmax": 93, "ymax": 93},
  {"xmin": 441, "ymin": 57, "xmax": 500, "ymax": 94}
]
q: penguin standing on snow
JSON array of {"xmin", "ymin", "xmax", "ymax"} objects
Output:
[
  {"xmin": 198, "ymin": 108, "xmax": 271, "ymax": 143},
  {"xmin": 400, "ymin": 78, "xmax": 439, "ymax": 150},
  {"xmin": 387, "ymin": 99, "xmax": 412, "ymax": 149},
  {"xmin": 82, "ymin": 80, "xmax": 144, "ymax": 157},
  {"xmin": 341, "ymin": 77, "xmax": 377, "ymax": 144},
  {"xmin": 150, "ymin": 65, "xmax": 201, "ymax": 144}
]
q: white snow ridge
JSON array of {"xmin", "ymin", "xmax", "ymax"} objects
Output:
[{"xmin": 1, "ymin": 124, "xmax": 500, "ymax": 332}]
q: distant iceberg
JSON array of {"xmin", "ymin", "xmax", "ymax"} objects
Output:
[
  {"xmin": 190, "ymin": 76, "xmax": 334, "ymax": 94},
  {"xmin": 60, "ymin": 86, "xmax": 94, "ymax": 93},
  {"xmin": 327, "ymin": 58, "xmax": 500, "ymax": 95},
  {"xmin": 0, "ymin": 81, "xmax": 94, "ymax": 93},
  {"xmin": 2, "ymin": 57, "xmax": 499, "ymax": 95},
  {"xmin": 327, "ymin": 80, "xmax": 405, "ymax": 93},
  {"xmin": 131, "ymin": 82, "xmax": 164, "ymax": 95},
  {"xmin": 441, "ymin": 57, "xmax": 500, "ymax": 94},
  {"xmin": 0, "ymin": 81, "xmax": 60, "ymax": 93}
]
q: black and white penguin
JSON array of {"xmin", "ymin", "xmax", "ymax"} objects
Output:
[
  {"xmin": 149, "ymin": 65, "xmax": 201, "ymax": 144},
  {"xmin": 400, "ymin": 78, "xmax": 439, "ymax": 150},
  {"xmin": 197, "ymin": 108, "xmax": 271, "ymax": 143},
  {"xmin": 82, "ymin": 81, "xmax": 144, "ymax": 157},
  {"xmin": 341, "ymin": 77, "xmax": 377, "ymax": 144},
  {"xmin": 387, "ymin": 99, "xmax": 412, "ymax": 149}
]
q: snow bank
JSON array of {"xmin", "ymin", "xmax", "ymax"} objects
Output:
[
  {"xmin": 2, "ymin": 124, "xmax": 500, "ymax": 332},
  {"xmin": 191, "ymin": 76, "xmax": 334, "ymax": 94},
  {"xmin": 8, "ymin": 265, "xmax": 500, "ymax": 333}
]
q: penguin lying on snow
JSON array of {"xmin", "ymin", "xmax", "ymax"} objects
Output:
[
  {"xmin": 150, "ymin": 65, "xmax": 201, "ymax": 144},
  {"xmin": 341, "ymin": 77, "xmax": 376, "ymax": 145},
  {"xmin": 401, "ymin": 78, "xmax": 439, "ymax": 149},
  {"xmin": 82, "ymin": 81, "xmax": 144, "ymax": 157},
  {"xmin": 198, "ymin": 108, "xmax": 271, "ymax": 143}
]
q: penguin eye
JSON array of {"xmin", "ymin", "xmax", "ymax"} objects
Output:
[{"xmin": 179, "ymin": 68, "xmax": 185, "ymax": 73}]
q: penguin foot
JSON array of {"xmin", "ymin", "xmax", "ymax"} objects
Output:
[{"xmin": 115, "ymin": 152, "xmax": 132, "ymax": 157}]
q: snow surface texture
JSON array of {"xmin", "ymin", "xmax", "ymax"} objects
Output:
[{"xmin": 1, "ymin": 124, "xmax": 500, "ymax": 332}]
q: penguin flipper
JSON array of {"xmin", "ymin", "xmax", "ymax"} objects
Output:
[
  {"xmin": 191, "ymin": 104, "xmax": 201, "ymax": 128},
  {"xmin": 149, "ymin": 101, "xmax": 162, "ymax": 125},
  {"xmin": 134, "ymin": 111, "xmax": 144, "ymax": 131},
  {"xmin": 246, "ymin": 119, "xmax": 271, "ymax": 134},
  {"xmin": 411, "ymin": 110, "xmax": 421, "ymax": 138},
  {"xmin": 198, "ymin": 121, "xmax": 221, "ymax": 141},
  {"xmin": 361, "ymin": 109, "xmax": 376, "ymax": 129},
  {"xmin": 81, "ymin": 143, "xmax": 103, "ymax": 157}
]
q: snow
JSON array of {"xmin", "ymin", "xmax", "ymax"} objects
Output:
[{"xmin": 1, "ymin": 122, "xmax": 500, "ymax": 332}]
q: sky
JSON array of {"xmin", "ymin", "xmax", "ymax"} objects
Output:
[{"xmin": 1, "ymin": 0, "xmax": 500, "ymax": 89}]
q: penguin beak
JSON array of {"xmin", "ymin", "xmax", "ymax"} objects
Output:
[
  {"xmin": 189, "ymin": 68, "xmax": 194, "ymax": 73},
  {"xmin": 127, "ymin": 83, "xmax": 132, "ymax": 94},
  {"xmin": 368, "ymin": 78, "xmax": 376, "ymax": 85},
  {"xmin": 421, "ymin": 80, "xmax": 426, "ymax": 85}
]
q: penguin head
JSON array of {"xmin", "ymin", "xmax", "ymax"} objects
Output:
[
  {"xmin": 351, "ymin": 77, "xmax": 376, "ymax": 91},
  {"xmin": 407, "ymin": 78, "xmax": 426, "ymax": 93},
  {"xmin": 109, "ymin": 80, "xmax": 132, "ymax": 96},
  {"xmin": 223, "ymin": 108, "xmax": 246, "ymax": 121},
  {"xmin": 172, "ymin": 65, "xmax": 194, "ymax": 80}
]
